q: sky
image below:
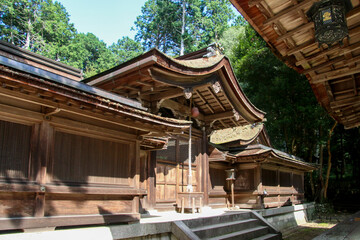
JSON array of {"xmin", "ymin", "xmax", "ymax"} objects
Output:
[
  {"xmin": 57, "ymin": 0, "xmax": 239, "ymax": 47},
  {"xmin": 57, "ymin": 0, "xmax": 147, "ymax": 46}
]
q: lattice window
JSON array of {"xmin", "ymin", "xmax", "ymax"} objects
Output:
[
  {"xmin": 280, "ymin": 171, "xmax": 291, "ymax": 187},
  {"xmin": 235, "ymin": 169, "xmax": 255, "ymax": 190},
  {"xmin": 262, "ymin": 169, "xmax": 277, "ymax": 186},
  {"xmin": 293, "ymin": 174, "xmax": 303, "ymax": 192},
  {"xmin": 156, "ymin": 139, "xmax": 176, "ymax": 163}
]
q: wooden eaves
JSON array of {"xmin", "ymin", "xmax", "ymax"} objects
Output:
[
  {"xmin": 84, "ymin": 47, "xmax": 266, "ymax": 130},
  {"xmin": 230, "ymin": 0, "xmax": 360, "ymax": 129},
  {"xmin": 0, "ymin": 42, "xmax": 192, "ymax": 141},
  {"xmin": 228, "ymin": 144, "xmax": 317, "ymax": 172}
]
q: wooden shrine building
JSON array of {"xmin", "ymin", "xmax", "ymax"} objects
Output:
[
  {"xmin": 209, "ymin": 124, "xmax": 315, "ymax": 209},
  {"xmin": 0, "ymin": 41, "xmax": 314, "ymax": 231}
]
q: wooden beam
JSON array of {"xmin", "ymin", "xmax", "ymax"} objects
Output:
[
  {"xmin": 277, "ymin": 22, "xmax": 314, "ymax": 41},
  {"xmin": 262, "ymin": 0, "xmax": 315, "ymax": 26},
  {"xmin": 0, "ymin": 87, "xmax": 171, "ymax": 134},
  {"xmin": 352, "ymin": 75, "xmax": 358, "ymax": 96},
  {"xmin": 303, "ymin": 55, "xmax": 346, "ymax": 74},
  {"xmin": 195, "ymin": 89, "xmax": 215, "ymax": 114},
  {"xmin": 0, "ymin": 214, "xmax": 140, "ymax": 231},
  {"xmin": 248, "ymin": 0, "xmax": 263, "ymax": 7},
  {"xmin": 311, "ymin": 63, "xmax": 360, "ymax": 83},
  {"xmin": 205, "ymin": 110, "xmax": 234, "ymax": 122},
  {"xmin": 297, "ymin": 35, "xmax": 360, "ymax": 66},
  {"xmin": 330, "ymin": 95, "xmax": 360, "ymax": 108},
  {"xmin": 286, "ymin": 39, "xmax": 317, "ymax": 56},
  {"xmin": 324, "ymin": 81, "xmax": 335, "ymax": 102},
  {"xmin": 150, "ymin": 88, "xmax": 184, "ymax": 101},
  {"xmin": 160, "ymin": 99, "xmax": 205, "ymax": 121},
  {"xmin": 207, "ymin": 86, "xmax": 226, "ymax": 112}
]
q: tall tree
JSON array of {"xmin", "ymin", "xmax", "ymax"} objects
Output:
[
  {"xmin": 61, "ymin": 33, "xmax": 116, "ymax": 78},
  {"xmin": 224, "ymin": 24, "xmax": 332, "ymax": 157},
  {"xmin": 109, "ymin": 37, "xmax": 144, "ymax": 65},
  {"xmin": 134, "ymin": 0, "xmax": 180, "ymax": 54},
  {"xmin": 0, "ymin": 0, "xmax": 76, "ymax": 56},
  {"xmin": 134, "ymin": 0, "xmax": 235, "ymax": 55}
]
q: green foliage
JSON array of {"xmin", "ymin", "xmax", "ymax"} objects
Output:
[
  {"xmin": 109, "ymin": 37, "xmax": 144, "ymax": 65},
  {"xmin": 134, "ymin": 0, "xmax": 235, "ymax": 55},
  {"xmin": 0, "ymin": 0, "xmax": 76, "ymax": 56},
  {"xmin": 226, "ymin": 24, "xmax": 332, "ymax": 157}
]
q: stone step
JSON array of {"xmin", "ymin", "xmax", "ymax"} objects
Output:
[
  {"xmin": 252, "ymin": 233, "xmax": 281, "ymax": 240},
  {"xmin": 183, "ymin": 212, "xmax": 252, "ymax": 229},
  {"xmin": 192, "ymin": 218, "xmax": 260, "ymax": 239},
  {"xmin": 207, "ymin": 225, "xmax": 270, "ymax": 240}
]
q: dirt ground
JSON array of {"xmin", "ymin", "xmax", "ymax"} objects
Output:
[
  {"xmin": 282, "ymin": 213, "xmax": 351, "ymax": 240},
  {"xmin": 282, "ymin": 222, "xmax": 336, "ymax": 240}
]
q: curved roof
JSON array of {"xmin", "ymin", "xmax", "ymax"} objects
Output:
[
  {"xmin": 229, "ymin": 144, "xmax": 316, "ymax": 172},
  {"xmin": 84, "ymin": 47, "xmax": 265, "ymax": 129}
]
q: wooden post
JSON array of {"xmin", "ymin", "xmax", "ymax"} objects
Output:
[
  {"xmin": 202, "ymin": 129, "xmax": 209, "ymax": 206},
  {"xmin": 277, "ymin": 169, "xmax": 280, "ymax": 207},
  {"xmin": 192, "ymin": 197, "xmax": 195, "ymax": 214},
  {"xmin": 34, "ymin": 121, "xmax": 52, "ymax": 217},
  {"xmin": 181, "ymin": 197, "xmax": 185, "ymax": 214},
  {"xmin": 147, "ymin": 151, "xmax": 157, "ymax": 209},
  {"xmin": 231, "ymin": 180, "xmax": 235, "ymax": 209},
  {"xmin": 199, "ymin": 197, "xmax": 203, "ymax": 213}
]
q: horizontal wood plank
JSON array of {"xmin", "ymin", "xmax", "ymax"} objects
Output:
[{"xmin": 0, "ymin": 213, "xmax": 140, "ymax": 230}]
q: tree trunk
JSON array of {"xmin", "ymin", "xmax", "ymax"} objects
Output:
[
  {"xmin": 318, "ymin": 143, "xmax": 324, "ymax": 202},
  {"xmin": 323, "ymin": 121, "xmax": 338, "ymax": 200},
  {"xmin": 24, "ymin": 18, "xmax": 31, "ymax": 49},
  {"xmin": 180, "ymin": 0, "xmax": 186, "ymax": 56},
  {"xmin": 308, "ymin": 146, "xmax": 315, "ymax": 198}
]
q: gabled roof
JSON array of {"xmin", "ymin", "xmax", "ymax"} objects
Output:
[
  {"xmin": 0, "ymin": 42, "xmax": 191, "ymax": 136},
  {"xmin": 230, "ymin": 0, "xmax": 360, "ymax": 129},
  {"xmin": 84, "ymin": 47, "xmax": 265, "ymax": 130},
  {"xmin": 208, "ymin": 124, "xmax": 315, "ymax": 171},
  {"xmin": 228, "ymin": 144, "xmax": 316, "ymax": 171}
]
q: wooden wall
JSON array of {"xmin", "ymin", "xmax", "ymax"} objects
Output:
[
  {"xmin": 0, "ymin": 96, "xmax": 142, "ymax": 230},
  {"xmin": 149, "ymin": 136, "xmax": 204, "ymax": 210},
  {"xmin": 207, "ymin": 162, "xmax": 307, "ymax": 209},
  {"xmin": 231, "ymin": 164, "xmax": 305, "ymax": 209}
]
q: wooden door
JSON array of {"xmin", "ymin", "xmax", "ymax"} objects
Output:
[
  {"xmin": 156, "ymin": 161, "xmax": 177, "ymax": 202},
  {"xmin": 156, "ymin": 139, "xmax": 177, "ymax": 203},
  {"xmin": 155, "ymin": 138, "xmax": 200, "ymax": 205}
]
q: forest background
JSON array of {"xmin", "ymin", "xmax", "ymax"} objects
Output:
[{"xmin": 1, "ymin": 0, "xmax": 359, "ymax": 210}]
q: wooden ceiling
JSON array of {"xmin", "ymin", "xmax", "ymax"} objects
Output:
[
  {"xmin": 84, "ymin": 48, "xmax": 265, "ymax": 130},
  {"xmin": 231, "ymin": 0, "xmax": 360, "ymax": 129}
]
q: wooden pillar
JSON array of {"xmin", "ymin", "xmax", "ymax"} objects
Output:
[
  {"xmin": 147, "ymin": 151, "xmax": 157, "ymax": 209},
  {"xmin": 176, "ymin": 138, "xmax": 180, "ymax": 200},
  {"xmin": 255, "ymin": 164, "xmax": 263, "ymax": 208},
  {"xmin": 202, "ymin": 129, "xmax": 209, "ymax": 206},
  {"xmin": 277, "ymin": 169, "xmax": 280, "ymax": 208},
  {"xmin": 35, "ymin": 121, "xmax": 52, "ymax": 217}
]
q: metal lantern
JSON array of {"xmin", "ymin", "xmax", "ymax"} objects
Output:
[{"xmin": 307, "ymin": 0, "xmax": 352, "ymax": 47}]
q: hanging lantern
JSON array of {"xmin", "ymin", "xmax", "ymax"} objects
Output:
[
  {"xmin": 191, "ymin": 107, "xmax": 200, "ymax": 118},
  {"xmin": 306, "ymin": 0, "xmax": 352, "ymax": 47}
]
